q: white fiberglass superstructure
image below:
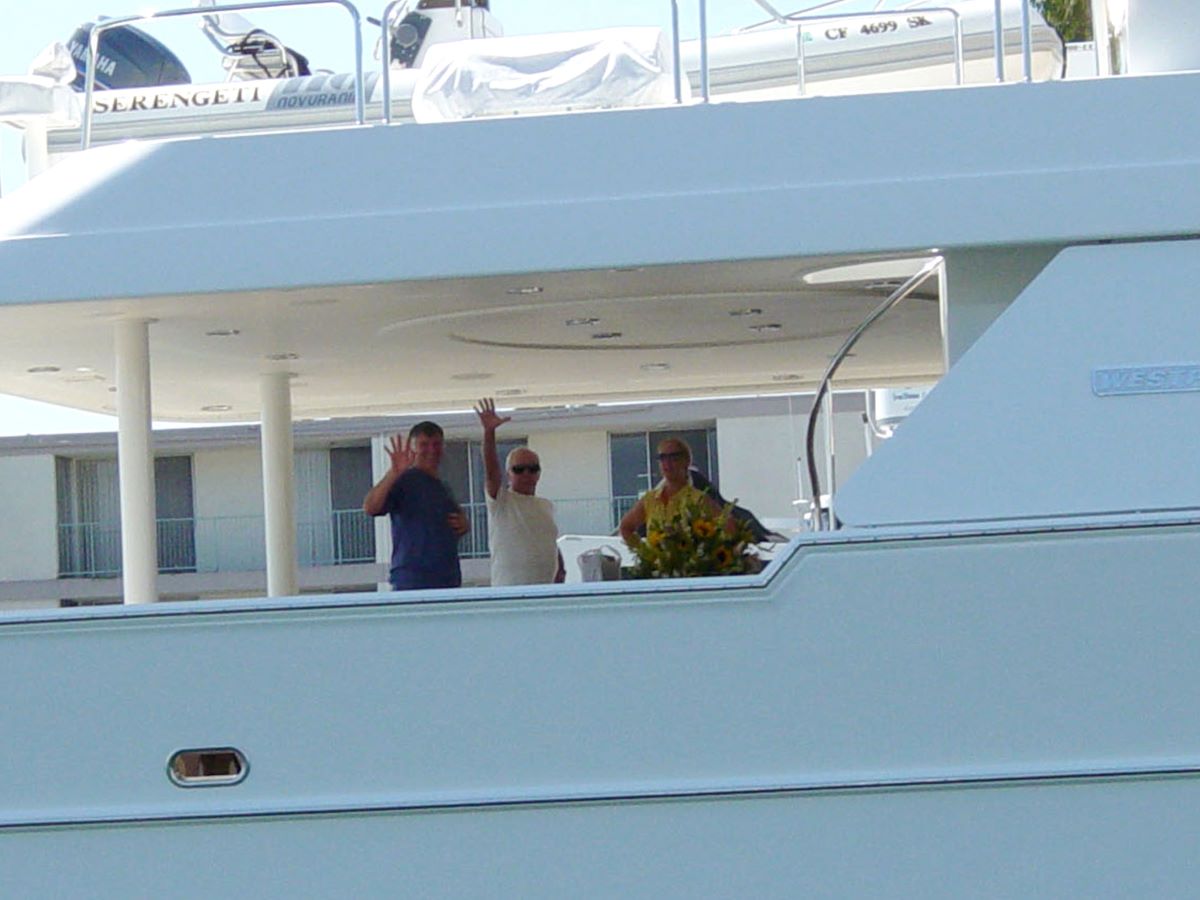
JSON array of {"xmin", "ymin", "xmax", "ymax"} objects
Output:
[{"xmin": 3, "ymin": 0, "xmax": 1200, "ymax": 895}]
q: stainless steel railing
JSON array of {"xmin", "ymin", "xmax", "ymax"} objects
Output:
[
  {"xmin": 81, "ymin": 0, "xmax": 366, "ymax": 149},
  {"xmin": 73, "ymin": 0, "xmax": 1044, "ymax": 148},
  {"xmin": 804, "ymin": 256, "xmax": 944, "ymax": 531},
  {"xmin": 791, "ymin": 7, "xmax": 966, "ymax": 96}
]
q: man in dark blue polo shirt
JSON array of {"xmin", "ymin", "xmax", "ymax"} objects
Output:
[{"xmin": 363, "ymin": 420, "xmax": 469, "ymax": 590}]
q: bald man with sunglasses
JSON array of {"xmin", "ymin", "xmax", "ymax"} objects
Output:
[{"xmin": 475, "ymin": 398, "xmax": 564, "ymax": 586}]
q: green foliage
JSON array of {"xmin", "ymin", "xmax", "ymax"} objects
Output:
[{"xmin": 1034, "ymin": 0, "xmax": 1093, "ymax": 42}]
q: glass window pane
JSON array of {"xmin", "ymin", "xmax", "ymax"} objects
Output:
[
  {"xmin": 330, "ymin": 446, "xmax": 373, "ymax": 510},
  {"xmin": 155, "ymin": 456, "xmax": 195, "ymax": 573},
  {"xmin": 467, "ymin": 438, "xmax": 526, "ymax": 495},
  {"xmin": 440, "ymin": 441, "xmax": 470, "ymax": 505},
  {"xmin": 609, "ymin": 433, "xmax": 650, "ymax": 499},
  {"xmin": 155, "ymin": 456, "xmax": 194, "ymax": 519}
]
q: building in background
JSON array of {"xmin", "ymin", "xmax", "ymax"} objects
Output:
[{"xmin": 0, "ymin": 392, "xmax": 876, "ymax": 609}]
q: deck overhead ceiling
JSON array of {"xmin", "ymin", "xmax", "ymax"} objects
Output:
[{"xmin": 0, "ymin": 253, "xmax": 942, "ymax": 421}]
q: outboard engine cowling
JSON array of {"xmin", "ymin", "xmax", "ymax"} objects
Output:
[
  {"xmin": 67, "ymin": 22, "xmax": 191, "ymax": 90},
  {"xmin": 384, "ymin": 0, "xmax": 501, "ymax": 69}
]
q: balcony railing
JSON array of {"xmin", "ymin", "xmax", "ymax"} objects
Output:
[
  {"xmin": 58, "ymin": 508, "xmax": 376, "ymax": 578},
  {"xmin": 58, "ymin": 498, "xmax": 638, "ymax": 576}
]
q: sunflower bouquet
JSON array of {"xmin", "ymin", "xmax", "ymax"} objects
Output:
[{"xmin": 628, "ymin": 493, "xmax": 760, "ymax": 579}]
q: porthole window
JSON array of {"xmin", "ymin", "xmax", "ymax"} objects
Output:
[{"xmin": 168, "ymin": 748, "xmax": 248, "ymax": 787}]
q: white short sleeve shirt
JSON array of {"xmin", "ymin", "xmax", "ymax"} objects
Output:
[{"xmin": 485, "ymin": 487, "xmax": 559, "ymax": 586}]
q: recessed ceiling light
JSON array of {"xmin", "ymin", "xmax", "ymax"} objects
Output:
[
  {"xmin": 505, "ymin": 286, "xmax": 544, "ymax": 295},
  {"xmin": 265, "ymin": 352, "xmax": 300, "ymax": 361},
  {"xmin": 566, "ymin": 317, "xmax": 600, "ymax": 327},
  {"xmin": 75, "ymin": 366, "xmax": 94, "ymax": 373},
  {"xmin": 450, "ymin": 372, "xmax": 494, "ymax": 381},
  {"xmin": 205, "ymin": 328, "xmax": 240, "ymax": 337},
  {"xmin": 201, "ymin": 404, "xmax": 233, "ymax": 412},
  {"xmin": 640, "ymin": 362, "xmax": 671, "ymax": 372},
  {"xmin": 749, "ymin": 323, "xmax": 782, "ymax": 334},
  {"xmin": 27, "ymin": 365, "xmax": 60, "ymax": 373},
  {"xmin": 591, "ymin": 332, "xmax": 623, "ymax": 340},
  {"xmin": 495, "ymin": 388, "xmax": 526, "ymax": 397},
  {"xmin": 729, "ymin": 307, "xmax": 763, "ymax": 317}
]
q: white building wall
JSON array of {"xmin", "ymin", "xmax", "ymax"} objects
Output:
[
  {"xmin": 0, "ymin": 455, "xmax": 57, "ymax": 581},
  {"xmin": 192, "ymin": 447, "xmax": 266, "ymax": 574},
  {"xmin": 716, "ymin": 408, "xmax": 869, "ymax": 526},
  {"xmin": 528, "ymin": 430, "xmax": 609, "ymax": 500},
  {"xmin": 529, "ymin": 430, "xmax": 611, "ymax": 536}
]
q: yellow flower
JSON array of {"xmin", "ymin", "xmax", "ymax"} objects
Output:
[{"xmin": 630, "ymin": 493, "xmax": 760, "ymax": 579}]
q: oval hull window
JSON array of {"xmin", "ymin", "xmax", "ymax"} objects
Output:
[{"xmin": 168, "ymin": 748, "xmax": 248, "ymax": 787}]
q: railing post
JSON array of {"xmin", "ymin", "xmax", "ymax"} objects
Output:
[
  {"xmin": 381, "ymin": 0, "xmax": 409, "ymax": 124},
  {"xmin": 951, "ymin": 12, "xmax": 964, "ymax": 85},
  {"xmin": 670, "ymin": 0, "xmax": 683, "ymax": 103},
  {"xmin": 1090, "ymin": 0, "xmax": 1113, "ymax": 76},
  {"xmin": 1020, "ymin": 0, "xmax": 1033, "ymax": 82},
  {"xmin": 796, "ymin": 24, "xmax": 808, "ymax": 96},
  {"xmin": 993, "ymin": 0, "xmax": 1005, "ymax": 81}
]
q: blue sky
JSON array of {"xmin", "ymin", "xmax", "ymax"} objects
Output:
[{"xmin": 0, "ymin": 0, "xmax": 858, "ymax": 434}]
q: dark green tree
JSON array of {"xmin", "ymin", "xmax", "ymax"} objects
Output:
[{"xmin": 1034, "ymin": 0, "xmax": 1093, "ymax": 42}]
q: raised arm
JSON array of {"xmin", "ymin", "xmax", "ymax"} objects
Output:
[
  {"xmin": 474, "ymin": 397, "xmax": 511, "ymax": 500},
  {"xmin": 363, "ymin": 434, "xmax": 414, "ymax": 516}
]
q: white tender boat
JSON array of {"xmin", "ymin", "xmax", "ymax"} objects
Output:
[{"xmin": 3, "ymin": 0, "xmax": 1200, "ymax": 895}]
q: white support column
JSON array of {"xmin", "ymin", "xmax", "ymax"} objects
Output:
[
  {"xmin": 260, "ymin": 371, "xmax": 298, "ymax": 597},
  {"xmin": 371, "ymin": 433, "xmax": 393, "ymax": 592},
  {"xmin": 115, "ymin": 319, "xmax": 158, "ymax": 605}
]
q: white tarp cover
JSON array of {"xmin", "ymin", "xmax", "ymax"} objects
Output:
[
  {"xmin": 0, "ymin": 77, "xmax": 79, "ymax": 126},
  {"xmin": 0, "ymin": 43, "xmax": 79, "ymax": 126},
  {"xmin": 411, "ymin": 28, "xmax": 682, "ymax": 123}
]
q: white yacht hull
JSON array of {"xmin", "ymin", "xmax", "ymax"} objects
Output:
[{"xmin": 2, "ymin": 516, "xmax": 1198, "ymax": 895}]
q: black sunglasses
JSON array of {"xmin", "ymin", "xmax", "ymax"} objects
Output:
[
  {"xmin": 657, "ymin": 451, "xmax": 687, "ymax": 461},
  {"xmin": 510, "ymin": 464, "xmax": 541, "ymax": 474}
]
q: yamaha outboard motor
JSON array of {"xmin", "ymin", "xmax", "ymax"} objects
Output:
[{"xmin": 67, "ymin": 21, "xmax": 191, "ymax": 90}]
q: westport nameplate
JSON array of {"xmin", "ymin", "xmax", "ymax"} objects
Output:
[{"xmin": 1092, "ymin": 364, "xmax": 1200, "ymax": 397}]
